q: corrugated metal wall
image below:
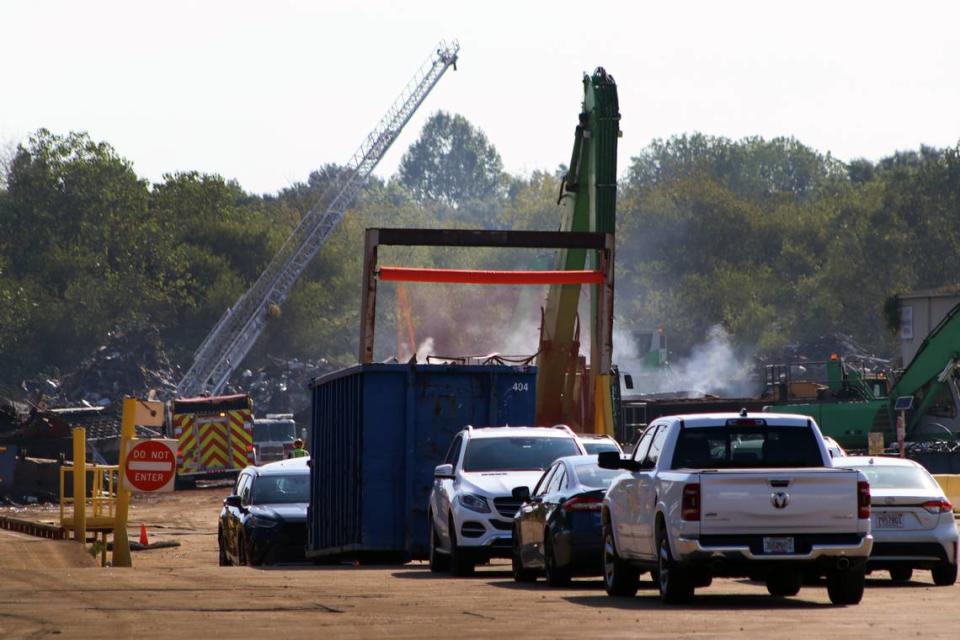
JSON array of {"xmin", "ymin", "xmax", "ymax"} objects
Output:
[{"xmin": 307, "ymin": 364, "xmax": 537, "ymax": 560}]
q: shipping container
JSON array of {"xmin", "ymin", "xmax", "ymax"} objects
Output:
[{"xmin": 307, "ymin": 363, "xmax": 537, "ymax": 561}]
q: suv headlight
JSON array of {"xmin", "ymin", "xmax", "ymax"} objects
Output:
[{"xmin": 458, "ymin": 493, "xmax": 491, "ymax": 514}]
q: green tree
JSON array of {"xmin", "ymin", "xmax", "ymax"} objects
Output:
[{"xmin": 398, "ymin": 111, "xmax": 504, "ymax": 206}]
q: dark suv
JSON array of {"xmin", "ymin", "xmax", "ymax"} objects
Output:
[{"xmin": 218, "ymin": 457, "xmax": 309, "ymax": 566}]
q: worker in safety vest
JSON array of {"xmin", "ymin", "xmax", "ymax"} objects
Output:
[{"xmin": 289, "ymin": 438, "xmax": 308, "ymax": 458}]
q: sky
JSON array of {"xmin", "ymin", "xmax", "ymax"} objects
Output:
[{"xmin": 2, "ymin": 0, "xmax": 959, "ymax": 195}]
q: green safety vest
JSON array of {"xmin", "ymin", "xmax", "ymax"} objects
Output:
[{"xmin": 290, "ymin": 447, "xmax": 308, "ymax": 458}]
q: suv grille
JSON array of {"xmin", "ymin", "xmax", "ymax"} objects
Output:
[{"xmin": 493, "ymin": 497, "xmax": 522, "ymax": 519}]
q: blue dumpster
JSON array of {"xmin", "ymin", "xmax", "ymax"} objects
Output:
[{"xmin": 306, "ymin": 363, "xmax": 537, "ymax": 560}]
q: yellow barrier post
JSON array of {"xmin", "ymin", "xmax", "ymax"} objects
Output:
[
  {"xmin": 72, "ymin": 427, "xmax": 86, "ymax": 543},
  {"xmin": 111, "ymin": 397, "xmax": 137, "ymax": 567}
]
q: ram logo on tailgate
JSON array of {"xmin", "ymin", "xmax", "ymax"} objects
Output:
[{"xmin": 771, "ymin": 491, "xmax": 790, "ymax": 509}]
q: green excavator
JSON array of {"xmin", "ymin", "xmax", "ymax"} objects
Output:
[
  {"xmin": 534, "ymin": 68, "xmax": 621, "ymax": 436},
  {"xmin": 771, "ymin": 302, "xmax": 960, "ymax": 454}
]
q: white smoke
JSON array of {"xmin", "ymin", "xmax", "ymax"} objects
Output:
[
  {"xmin": 416, "ymin": 337, "xmax": 436, "ymax": 363},
  {"xmin": 616, "ymin": 323, "xmax": 756, "ymax": 397}
]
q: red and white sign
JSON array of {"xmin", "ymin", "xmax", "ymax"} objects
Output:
[{"xmin": 124, "ymin": 439, "xmax": 178, "ymax": 493}]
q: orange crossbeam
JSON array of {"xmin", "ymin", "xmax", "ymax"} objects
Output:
[{"xmin": 378, "ymin": 266, "xmax": 604, "ymax": 285}]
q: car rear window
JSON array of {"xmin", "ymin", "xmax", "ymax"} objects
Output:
[
  {"xmin": 252, "ymin": 474, "xmax": 310, "ymax": 503},
  {"xmin": 462, "ymin": 437, "xmax": 581, "ymax": 472},
  {"xmin": 671, "ymin": 425, "xmax": 824, "ymax": 469},
  {"xmin": 582, "ymin": 441, "xmax": 620, "ymax": 455},
  {"xmin": 574, "ymin": 464, "xmax": 623, "ymax": 488},
  {"xmin": 849, "ymin": 465, "xmax": 941, "ymax": 491}
]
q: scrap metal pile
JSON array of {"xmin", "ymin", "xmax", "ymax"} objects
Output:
[{"xmin": 19, "ymin": 325, "xmax": 178, "ymax": 408}]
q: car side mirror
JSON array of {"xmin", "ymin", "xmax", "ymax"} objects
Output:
[
  {"xmin": 224, "ymin": 494, "xmax": 242, "ymax": 508},
  {"xmin": 597, "ymin": 451, "xmax": 643, "ymax": 472},
  {"xmin": 512, "ymin": 486, "xmax": 530, "ymax": 502},
  {"xmin": 434, "ymin": 463, "xmax": 454, "ymax": 479}
]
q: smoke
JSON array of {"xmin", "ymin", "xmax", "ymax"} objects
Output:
[
  {"xmin": 416, "ymin": 337, "xmax": 436, "ymax": 362},
  {"xmin": 616, "ymin": 323, "xmax": 757, "ymax": 397}
]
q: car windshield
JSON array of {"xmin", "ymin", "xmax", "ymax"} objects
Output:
[
  {"xmin": 849, "ymin": 464, "xmax": 941, "ymax": 491},
  {"xmin": 462, "ymin": 437, "xmax": 581, "ymax": 472},
  {"xmin": 573, "ymin": 464, "xmax": 623, "ymax": 488},
  {"xmin": 251, "ymin": 474, "xmax": 309, "ymax": 503},
  {"xmin": 582, "ymin": 441, "xmax": 620, "ymax": 455},
  {"xmin": 253, "ymin": 422, "xmax": 297, "ymax": 443},
  {"xmin": 671, "ymin": 425, "xmax": 824, "ymax": 469}
]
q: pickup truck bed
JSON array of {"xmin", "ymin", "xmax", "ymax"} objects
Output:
[{"xmin": 600, "ymin": 412, "xmax": 872, "ymax": 605}]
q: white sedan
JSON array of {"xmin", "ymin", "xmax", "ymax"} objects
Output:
[{"xmin": 838, "ymin": 456, "xmax": 958, "ymax": 585}]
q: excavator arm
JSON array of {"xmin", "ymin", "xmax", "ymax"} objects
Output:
[
  {"xmin": 890, "ymin": 302, "xmax": 960, "ymax": 432},
  {"xmin": 534, "ymin": 68, "xmax": 620, "ymax": 434}
]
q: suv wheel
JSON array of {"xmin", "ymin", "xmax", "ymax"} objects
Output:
[
  {"xmin": 428, "ymin": 515, "xmax": 450, "ymax": 573},
  {"xmin": 544, "ymin": 533, "xmax": 571, "ymax": 587},
  {"xmin": 602, "ymin": 524, "xmax": 639, "ymax": 597},
  {"xmin": 889, "ymin": 567, "xmax": 912, "ymax": 582},
  {"xmin": 932, "ymin": 563, "xmax": 958, "ymax": 586},
  {"xmin": 766, "ymin": 570, "xmax": 802, "ymax": 597},
  {"xmin": 218, "ymin": 530, "xmax": 230, "ymax": 566},
  {"xmin": 657, "ymin": 528, "xmax": 694, "ymax": 604},
  {"xmin": 449, "ymin": 518, "xmax": 475, "ymax": 577},
  {"xmin": 511, "ymin": 528, "xmax": 538, "ymax": 583},
  {"xmin": 826, "ymin": 565, "xmax": 865, "ymax": 605}
]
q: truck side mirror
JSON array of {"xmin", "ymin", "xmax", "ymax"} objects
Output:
[
  {"xmin": 623, "ymin": 374, "xmax": 634, "ymax": 390},
  {"xmin": 512, "ymin": 486, "xmax": 531, "ymax": 502},
  {"xmin": 598, "ymin": 451, "xmax": 642, "ymax": 472},
  {"xmin": 434, "ymin": 464, "xmax": 454, "ymax": 479},
  {"xmin": 224, "ymin": 495, "xmax": 242, "ymax": 508}
]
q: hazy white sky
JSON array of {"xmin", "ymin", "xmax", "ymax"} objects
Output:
[{"xmin": 2, "ymin": 0, "xmax": 958, "ymax": 194}]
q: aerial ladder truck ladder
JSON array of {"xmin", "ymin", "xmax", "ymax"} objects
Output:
[
  {"xmin": 534, "ymin": 68, "xmax": 620, "ymax": 435},
  {"xmin": 177, "ymin": 40, "xmax": 459, "ymax": 397}
]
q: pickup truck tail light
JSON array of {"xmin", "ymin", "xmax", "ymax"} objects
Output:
[
  {"xmin": 857, "ymin": 481, "xmax": 871, "ymax": 519},
  {"xmin": 921, "ymin": 498, "xmax": 953, "ymax": 514},
  {"xmin": 561, "ymin": 495, "xmax": 603, "ymax": 512},
  {"xmin": 681, "ymin": 483, "xmax": 700, "ymax": 521}
]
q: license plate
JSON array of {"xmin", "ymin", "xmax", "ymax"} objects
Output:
[
  {"xmin": 762, "ymin": 536, "xmax": 795, "ymax": 554},
  {"xmin": 877, "ymin": 512, "xmax": 905, "ymax": 529}
]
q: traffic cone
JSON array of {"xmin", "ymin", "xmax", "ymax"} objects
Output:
[{"xmin": 139, "ymin": 524, "xmax": 149, "ymax": 546}]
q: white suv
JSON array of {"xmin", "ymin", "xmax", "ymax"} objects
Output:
[{"xmin": 428, "ymin": 425, "xmax": 585, "ymax": 575}]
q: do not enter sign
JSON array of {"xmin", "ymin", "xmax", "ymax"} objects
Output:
[{"xmin": 123, "ymin": 439, "xmax": 178, "ymax": 493}]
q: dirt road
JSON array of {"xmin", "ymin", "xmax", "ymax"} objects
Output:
[{"xmin": 2, "ymin": 488, "xmax": 957, "ymax": 639}]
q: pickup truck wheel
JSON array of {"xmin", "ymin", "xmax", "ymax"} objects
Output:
[
  {"xmin": 658, "ymin": 534, "xmax": 694, "ymax": 604},
  {"xmin": 428, "ymin": 516, "xmax": 450, "ymax": 573},
  {"xmin": 449, "ymin": 519, "xmax": 475, "ymax": 577},
  {"xmin": 889, "ymin": 567, "xmax": 912, "ymax": 582},
  {"xmin": 602, "ymin": 526, "xmax": 639, "ymax": 597},
  {"xmin": 511, "ymin": 530, "xmax": 538, "ymax": 583},
  {"xmin": 826, "ymin": 566, "xmax": 865, "ymax": 605},
  {"xmin": 544, "ymin": 534, "xmax": 571, "ymax": 587},
  {"xmin": 932, "ymin": 563, "xmax": 958, "ymax": 586},
  {"xmin": 766, "ymin": 571, "xmax": 802, "ymax": 597}
]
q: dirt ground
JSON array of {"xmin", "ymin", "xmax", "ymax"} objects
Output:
[{"xmin": 2, "ymin": 487, "xmax": 958, "ymax": 639}]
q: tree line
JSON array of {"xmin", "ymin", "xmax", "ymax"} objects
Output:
[{"xmin": 1, "ymin": 113, "xmax": 959, "ymax": 395}]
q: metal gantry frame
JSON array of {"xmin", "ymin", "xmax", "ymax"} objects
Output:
[
  {"xmin": 177, "ymin": 40, "xmax": 460, "ymax": 397},
  {"xmin": 357, "ymin": 229, "xmax": 615, "ymax": 397}
]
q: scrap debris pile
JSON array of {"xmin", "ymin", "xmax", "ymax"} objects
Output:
[
  {"xmin": 19, "ymin": 325, "xmax": 178, "ymax": 408},
  {"xmin": 14, "ymin": 326, "xmax": 333, "ymax": 415},
  {"xmin": 234, "ymin": 356, "xmax": 333, "ymax": 415}
]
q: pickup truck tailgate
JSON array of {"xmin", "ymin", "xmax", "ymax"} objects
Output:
[{"xmin": 699, "ymin": 469, "xmax": 860, "ymax": 534}]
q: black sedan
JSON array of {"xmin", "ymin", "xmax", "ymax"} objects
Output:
[
  {"xmin": 218, "ymin": 457, "xmax": 309, "ymax": 566},
  {"xmin": 512, "ymin": 454, "xmax": 623, "ymax": 585}
]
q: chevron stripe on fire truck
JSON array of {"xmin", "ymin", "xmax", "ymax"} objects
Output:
[
  {"xmin": 199, "ymin": 422, "xmax": 229, "ymax": 468},
  {"xmin": 228, "ymin": 410, "xmax": 255, "ymax": 467}
]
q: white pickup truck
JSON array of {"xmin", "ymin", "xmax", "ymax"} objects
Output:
[{"xmin": 599, "ymin": 411, "xmax": 873, "ymax": 605}]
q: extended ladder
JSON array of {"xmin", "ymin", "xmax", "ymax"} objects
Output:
[{"xmin": 177, "ymin": 40, "xmax": 459, "ymax": 397}]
